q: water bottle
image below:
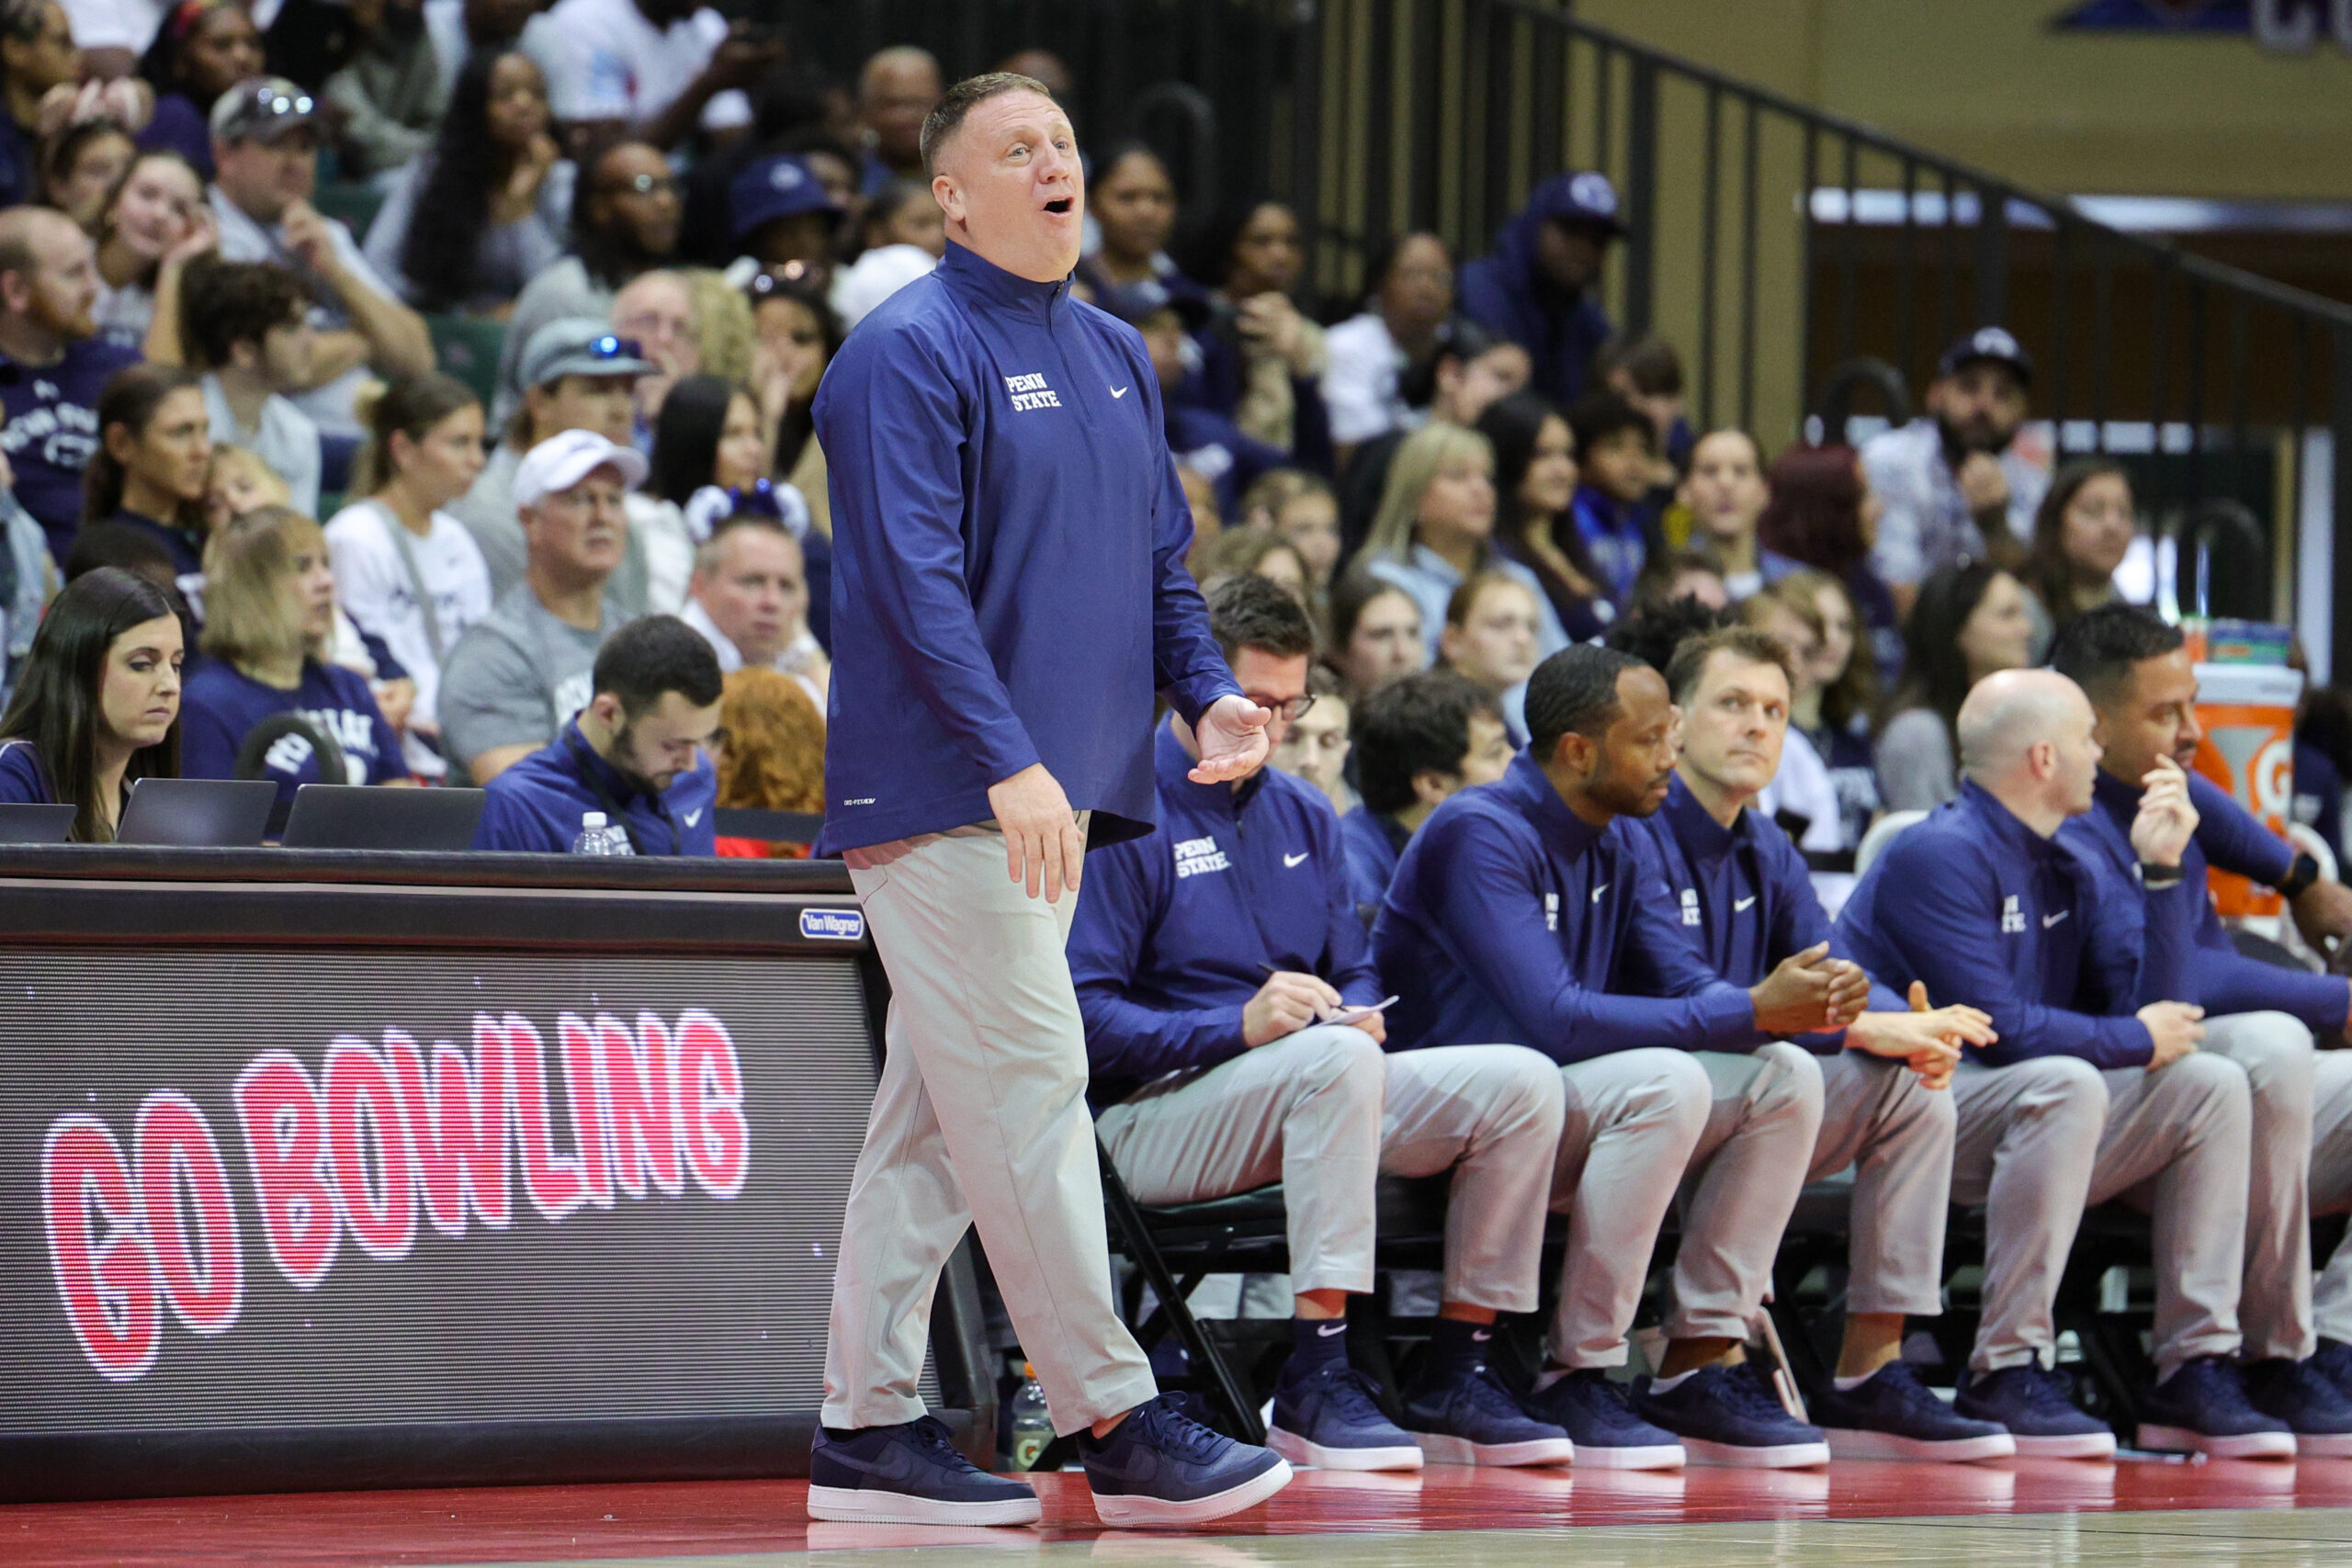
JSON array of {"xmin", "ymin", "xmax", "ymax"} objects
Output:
[
  {"xmin": 571, "ymin": 810, "xmax": 632, "ymax": 855},
  {"xmin": 1008, "ymin": 1363, "xmax": 1052, "ymax": 1471}
]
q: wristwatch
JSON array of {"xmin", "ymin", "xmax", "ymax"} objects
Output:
[
  {"xmin": 2141, "ymin": 861, "xmax": 2185, "ymax": 891},
  {"xmin": 2278, "ymin": 852, "xmax": 2323, "ymax": 901}
]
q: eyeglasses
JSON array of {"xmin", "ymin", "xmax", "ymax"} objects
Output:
[
  {"xmin": 1248, "ymin": 692, "xmax": 1317, "ymax": 722},
  {"xmin": 582, "ymin": 334, "xmax": 644, "ymax": 361},
  {"xmin": 602, "ymin": 172, "xmax": 677, "ymax": 197}
]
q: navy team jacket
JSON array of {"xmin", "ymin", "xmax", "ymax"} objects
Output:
[
  {"xmin": 1628, "ymin": 773, "xmax": 1903, "ymax": 1051},
  {"xmin": 812, "ymin": 240, "xmax": 1239, "ymax": 855},
  {"xmin": 1838, "ymin": 778, "xmax": 2197, "ymax": 1069},
  {"xmin": 1066, "ymin": 724, "xmax": 1382, "ymax": 1109},
  {"xmin": 1372, "ymin": 750, "xmax": 1763, "ymax": 1063},
  {"xmin": 2061, "ymin": 769, "xmax": 2347, "ymax": 1034}
]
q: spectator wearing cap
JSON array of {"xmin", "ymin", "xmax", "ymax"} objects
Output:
[
  {"xmin": 1860, "ymin": 326, "xmax": 2050, "ymax": 612},
  {"xmin": 177, "ymin": 254, "xmax": 322, "ymax": 520},
  {"xmin": 730, "ymin": 151, "xmax": 845, "ymax": 294},
  {"xmin": 1337, "ymin": 320, "xmax": 1530, "ymax": 561},
  {"xmin": 471, "ymin": 611, "xmax": 720, "ymax": 854},
  {"xmin": 199, "ymin": 76, "xmax": 434, "ymax": 438},
  {"xmin": 437, "ymin": 426, "xmax": 641, "ymax": 784},
  {"xmin": 853, "ymin": 44, "xmax": 938, "ymax": 196},
  {"xmin": 361, "ymin": 45, "xmax": 574, "ymax": 312},
  {"xmin": 1108, "ymin": 284, "xmax": 1288, "ymax": 524},
  {"xmin": 520, "ymin": 0, "xmax": 777, "ymax": 150},
  {"xmin": 493, "ymin": 138, "xmax": 679, "ymax": 423},
  {"xmin": 0, "ymin": 203, "xmax": 139, "ymax": 559},
  {"xmin": 449, "ymin": 315, "xmax": 659, "ymax": 610},
  {"xmin": 1321, "ymin": 231, "xmax": 1455, "ymax": 463},
  {"xmin": 681, "ymin": 500, "xmax": 827, "ymax": 707},
  {"xmin": 1456, "ymin": 170, "xmax": 1623, "ymax": 409}
]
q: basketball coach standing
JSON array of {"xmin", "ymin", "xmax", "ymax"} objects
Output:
[{"xmin": 805, "ymin": 73, "xmax": 1295, "ymax": 1529}]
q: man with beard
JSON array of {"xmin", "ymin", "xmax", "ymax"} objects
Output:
[
  {"xmin": 1456, "ymin": 170, "xmax": 1622, "ymax": 408},
  {"xmin": 1861, "ymin": 327, "xmax": 2049, "ymax": 613},
  {"xmin": 472, "ymin": 610, "xmax": 721, "ymax": 852},
  {"xmin": 1374, "ymin": 644, "xmax": 1866, "ymax": 1468},
  {"xmin": 0, "ymin": 205, "xmax": 141, "ymax": 561}
]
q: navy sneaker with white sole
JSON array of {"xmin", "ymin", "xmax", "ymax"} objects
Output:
[
  {"xmin": 1080, "ymin": 1393, "xmax": 1294, "ymax": 1526},
  {"xmin": 1814, "ymin": 1361, "xmax": 2015, "ymax": 1462},
  {"xmin": 1399, "ymin": 1361, "xmax": 1574, "ymax": 1467},
  {"xmin": 1951, "ymin": 1364, "xmax": 2116, "ymax": 1459},
  {"xmin": 2242, "ymin": 1357, "xmax": 2352, "ymax": 1458},
  {"xmin": 2311, "ymin": 1337, "xmax": 2352, "ymax": 1402},
  {"xmin": 2136, "ymin": 1355, "xmax": 2296, "ymax": 1460},
  {"xmin": 1632, "ymin": 1363, "xmax": 1830, "ymax": 1469},
  {"xmin": 807, "ymin": 1416, "xmax": 1042, "ymax": 1527},
  {"xmin": 1520, "ymin": 1368, "xmax": 1686, "ymax": 1470},
  {"xmin": 1266, "ymin": 1362, "xmax": 1424, "ymax": 1472}
]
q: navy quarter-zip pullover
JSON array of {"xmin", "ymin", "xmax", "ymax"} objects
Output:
[
  {"xmin": 1067, "ymin": 724, "xmax": 1382, "ymax": 1109},
  {"xmin": 813, "ymin": 240, "xmax": 1240, "ymax": 855},
  {"xmin": 1372, "ymin": 750, "xmax": 1762, "ymax": 1062},
  {"xmin": 1837, "ymin": 779, "xmax": 2198, "ymax": 1069},
  {"xmin": 2062, "ymin": 769, "xmax": 2348, "ymax": 1033},
  {"xmin": 1629, "ymin": 773, "xmax": 1903, "ymax": 1047}
]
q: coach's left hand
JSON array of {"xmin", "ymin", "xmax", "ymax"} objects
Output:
[{"xmin": 1189, "ymin": 694, "xmax": 1274, "ymax": 784}]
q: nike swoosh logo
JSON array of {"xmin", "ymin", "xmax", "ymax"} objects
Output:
[
  {"xmin": 1472, "ymin": 1329, "xmax": 1492, "ymax": 1342},
  {"xmin": 1735, "ymin": 896, "xmax": 1757, "ymax": 912},
  {"xmin": 1283, "ymin": 852, "xmax": 1309, "ymax": 867},
  {"xmin": 2043, "ymin": 910, "xmax": 2069, "ymax": 927},
  {"xmin": 1317, "ymin": 1322, "xmax": 1347, "ymax": 1337},
  {"xmin": 1111, "ymin": 386, "xmax": 1130, "ymax": 398},
  {"xmin": 1590, "ymin": 884, "xmax": 1608, "ymax": 901},
  {"xmin": 683, "ymin": 808, "xmax": 704, "ymax": 827}
]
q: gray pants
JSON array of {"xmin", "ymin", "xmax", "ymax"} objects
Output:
[
  {"xmin": 823, "ymin": 826, "xmax": 1157, "ymax": 1438},
  {"xmin": 2306, "ymin": 1047, "xmax": 2352, "ymax": 1343},
  {"xmin": 1806, "ymin": 1051, "xmax": 1958, "ymax": 1317},
  {"xmin": 1951, "ymin": 1052, "xmax": 2251, "ymax": 1377},
  {"xmin": 1546, "ymin": 1043, "xmax": 1822, "ymax": 1367},
  {"xmin": 1097, "ymin": 1031, "xmax": 1566, "ymax": 1312},
  {"xmin": 2199, "ymin": 1013, "xmax": 2318, "ymax": 1361}
]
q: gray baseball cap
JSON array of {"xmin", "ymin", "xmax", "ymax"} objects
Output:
[
  {"xmin": 518, "ymin": 317, "xmax": 659, "ymax": 389},
  {"xmin": 209, "ymin": 77, "xmax": 321, "ymax": 144}
]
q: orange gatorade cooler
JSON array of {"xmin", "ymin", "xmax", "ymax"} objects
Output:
[{"xmin": 2190, "ymin": 661, "xmax": 2303, "ymax": 919}]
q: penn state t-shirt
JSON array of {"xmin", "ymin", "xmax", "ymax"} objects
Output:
[
  {"xmin": 179, "ymin": 658, "xmax": 410, "ymax": 807},
  {"xmin": 0, "ymin": 339, "xmax": 143, "ymax": 559}
]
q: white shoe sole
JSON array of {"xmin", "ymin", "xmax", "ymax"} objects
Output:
[
  {"xmin": 2288, "ymin": 1430, "xmax": 2352, "ymax": 1459},
  {"xmin": 2137, "ymin": 1423, "xmax": 2297, "ymax": 1460},
  {"xmin": 806, "ymin": 1483, "xmax": 1042, "ymax": 1527},
  {"xmin": 1568, "ymin": 1440, "xmax": 1687, "ymax": 1470},
  {"xmin": 2007, "ymin": 1429, "xmax": 2118, "ymax": 1460},
  {"xmin": 1091, "ymin": 1457, "xmax": 1295, "ymax": 1527},
  {"xmin": 1681, "ymin": 1437, "xmax": 1831, "ymax": 1470},
  {"xmin": 1266, "ymin": 1426, "xmax": 1425, "ymax": 1472},
  {"xmin": 1409, "ymin": 1432, "xmax": 1575, "ymax": 1468},
  {"xmin": 1824, "ymin": 1427, "xmax": 2017, "ymax": 1463}
]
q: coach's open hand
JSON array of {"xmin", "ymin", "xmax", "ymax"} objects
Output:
[
  {"xmin": 989, "ymin": 762, "xmax": 1088, "ymax": 904},
  {"xmin": 1188, "ymin": 694, "xmax": 1275, "ymax": 784}
]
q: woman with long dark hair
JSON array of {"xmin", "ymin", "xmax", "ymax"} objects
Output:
[
  {"xmin": 1756, "ymin": 441, "xmax": 1903, "ymax": 681},
  {"xmin": 1477, "ymin": 389, "xmax": 1611, "ymax": 640},
  {"xmin": 1182, "ymin": 197, "xmax": 1331, "ymax": 467},
  {"xmin": 1874, "ymin": 558, "xmax": 2037, "ymax": 811},
  {"xmin": 365, "ymin": 48, "xmax": 570, "ymax": 311},
  {"xmin": 85, "ymin": 363, "xmax": 209, "ymax": 576},
  {"xmin": 0, "ymin": 565, "xmax": 182, "ymax": 840},
  {"xmin": 1074, "ymin": 142, "xmax": 1191, "ymax": 312},
  {"xmin": 746, "ymin": 270, "xmax": 842, "ymax": 535},
  {"xmin": 135, "ymin": 0, "xmax": 263, "ymax": 178},
  {"xmin": 2021, "ymin": 457, "xmax": 2136, "ymax": 634}
]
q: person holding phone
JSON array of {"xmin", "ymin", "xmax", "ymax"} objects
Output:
[{"xmin": 1067, "ymin": 574, "xmax": 1572, "ymax": 1473}]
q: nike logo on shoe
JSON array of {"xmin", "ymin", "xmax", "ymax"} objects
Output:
[
  {"xmin": 1472, "ymin": 1329, "xmax": 1492, "ymax": 1342},
  {"xmin": 1283, "ymin": 852, "xmax": 1309, "ymax": 867},
  {"xmin": 1735, "ymin": 896, "xmax": 1757, "ymax": 911},
  {"xmin": 1317, "ymin": 1322, "xmax": 1348, "ymax": 1337},
  {"xmin": 1111, "ymin": 386, "xmax": 1131, "ymax": 398},
  {"xmin": 2042, "ymin": 910, "xmax": 2069, "ymax": 927}
]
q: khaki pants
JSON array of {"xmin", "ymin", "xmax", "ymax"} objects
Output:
[
  {"xmin": 821, "ymin": 824, "xmax": 1156, "ymax": 1438},
  {"xmin": 2199, "ymin": 1012, "xmax": 2319, "ymax": 1361},
  {"xmin": 1806, "ymin": 1050, "xmax": 1959, "ymax": 1318}
]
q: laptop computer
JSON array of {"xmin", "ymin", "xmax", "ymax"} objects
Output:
[
  {"xmin": 0, "ymin": 802, "xmax": 76, "ymax": 843},
  {"xmin": 115, "ymin": 778, "xmax": 278, "ymax": 847},
  {"xmin": 279, "ymin": 785, "xmax": 487, "ymax": 852}
]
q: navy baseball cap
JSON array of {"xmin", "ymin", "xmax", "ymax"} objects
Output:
[
  {"xmin": 1532, "ymin": 169, "xmax": 1626, "ymax": 237},
  {"xmin": 1938, "ymin": 326, "xmax": 2033, "ymax": 388},
  {"xmin": 731, "ymin": 154, "xmax": 846, "ymax": 240}
]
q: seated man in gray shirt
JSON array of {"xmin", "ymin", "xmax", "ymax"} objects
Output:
[{"xmin": 438, "ymin": 428, "xmax": 642, "ymax": 783}]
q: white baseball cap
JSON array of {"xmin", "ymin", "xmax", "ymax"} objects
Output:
[{"xmin": 514, "ymin": 430, "xmax": 650, "ymax": 508}]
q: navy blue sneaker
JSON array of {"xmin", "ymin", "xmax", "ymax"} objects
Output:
[
  {"xmin": 2243, "ymin": 1358, "xmax": 2352, "ymax": 1458},
  {"xmin": 807, "ymin": 1415, "xmax": 1042, "ymax": 1526},
  {"xmin": 2137, "ymin": 1355, "xmax": 2296, "ymax": 1460},
  {"xmin": 1520, "ymin": 1368, "xmax": 1685, "ymax": 1470},
  {"xmin": 1632, "ymin": 1363, "xmax": 1829, "ymax": 1469},
  {"xmin": 1814, "ymin": 1360, "xmax": 2014, "ymax": 1462},
  {"xmin": 1080, "ymin": 1393, "xmax": 1294, "ymax": 1526},
  {"xmin": 1266, "ymin": 1362, "xmax": 1423, "ymax": 1472},
  {"xmin": 1399, "ymin": 1361, "xmax": 1573, "ymax": 1467},
  {"xmin": 2313, "ymin": 1337, "xmax": 2352, "ymax": 1402},
  {"xmin": 1952, "ymin": 1364, "xmax": 2116, "ymax": 1459}
]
